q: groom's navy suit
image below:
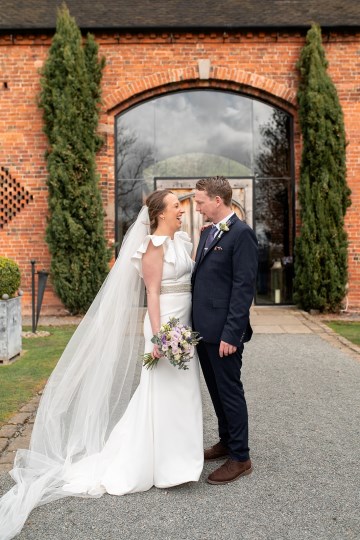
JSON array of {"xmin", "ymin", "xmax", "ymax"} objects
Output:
[{"xmin": 191, "ymin": 214, "xmax": 258, "ymax": 461}]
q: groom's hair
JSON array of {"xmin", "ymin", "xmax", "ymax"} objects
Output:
[{"xmin": 196, "ymin": 176, "xmax": 232, "ymax": 206}]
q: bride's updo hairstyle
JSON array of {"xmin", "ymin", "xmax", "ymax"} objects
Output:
[{"xmin": 146, "ymin": 189, "xmax": 173, "ymax": 233}]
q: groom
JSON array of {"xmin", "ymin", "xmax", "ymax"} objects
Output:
[{"xmin": 191, "ymin": 176, "xmax": 258, "ymax": 485}]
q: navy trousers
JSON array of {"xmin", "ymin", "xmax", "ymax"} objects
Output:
[{"xmin": 197, "ymin": 340, "xmax": 249, "ymax": 461}]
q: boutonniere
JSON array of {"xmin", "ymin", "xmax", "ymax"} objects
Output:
[
  {"xmin": 219, "ymin": 222, "xmax": 230, "ymax": 233},
  {"xmin": 217, "ymin": 219, "xmax": 232, "ymax": 239}
]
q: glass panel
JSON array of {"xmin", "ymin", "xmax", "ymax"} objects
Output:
[
  {"xmin": 255, "ymin": 177, "xmax": 294, "ymax": 304},
  {"xmin": 253, "ymin": 101, "xmax": 291, "ymax": 178},
  {"xmin": 253, "ymin": 101, "xmax": 293, "ymax": 304},
  {"xmin": 116, "ymin": 90, "xmax": 293, "ymax": 304},
  {"xmin": 117, "ymin": 91, "xmax": 253, "ymax": 177}
]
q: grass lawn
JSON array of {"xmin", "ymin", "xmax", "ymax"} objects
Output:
[
  {"xmin": 326, "ymin": 321, "xmax": 360, "ymax": 347},
  {"xmin": 0, "ymin": 325, "xmax": 77, "ymax": 426}
]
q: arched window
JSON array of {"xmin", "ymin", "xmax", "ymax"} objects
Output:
[{"xmin": 115, "ymin": 90, "xmax": 294, "ymax": 305}]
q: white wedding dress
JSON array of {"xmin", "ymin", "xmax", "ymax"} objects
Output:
[
  {"xmin": 63, "ymin": 231, "xmax": 203, "ymax": 495},
  {"xmin": 0, "ymin": 210, "xmax": 204, "ymax": 540}
]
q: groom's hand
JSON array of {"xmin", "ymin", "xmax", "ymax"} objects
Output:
[{"xmin": 219, "ymin": 341, "xmax": 237, "ymax": 357}]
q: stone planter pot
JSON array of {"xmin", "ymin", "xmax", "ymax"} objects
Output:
[{"xmin": 0, "ymin": 296, "xmax": 22, "ymax": 364}]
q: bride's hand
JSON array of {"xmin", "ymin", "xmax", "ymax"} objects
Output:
[{"xmin": 152, "ymin": 344, "xmax": 161, "ymax": 359}]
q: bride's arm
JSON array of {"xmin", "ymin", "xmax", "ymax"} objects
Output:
[{"xmin": 142, "ymin": 241, "xmax": 164, "ymax": 358}]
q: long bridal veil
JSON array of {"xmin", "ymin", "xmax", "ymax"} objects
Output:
[{"xmin": 0, "ymin": 207, "xmax": 149, "ymax": 540}]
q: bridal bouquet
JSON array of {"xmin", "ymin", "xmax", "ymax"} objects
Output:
[{"xmin": 143, "ymin": 317, "xmax": 202, "ymax": 370}]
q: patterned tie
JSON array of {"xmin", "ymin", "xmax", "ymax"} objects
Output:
[{"xmin": 203, "ymin": 225, "xmax": 218, "ymax": 252}]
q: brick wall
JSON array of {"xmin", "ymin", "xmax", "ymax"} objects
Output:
[{"xmin": 0, "ymin": 30, "xmax": 359, "ymax": 312}]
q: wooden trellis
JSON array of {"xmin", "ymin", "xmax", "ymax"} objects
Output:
[{"xmin": 0, "ymin": 167, "xmax": 33, "ymax": 229}]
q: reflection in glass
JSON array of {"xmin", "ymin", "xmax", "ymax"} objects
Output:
[
  {"xmin": 253, "ymin": 103, "xmax": 293, "ymax": 304},
  {"xmin": 254, "ymin": 104, "xmax": 290, "ymax": 178},
  {"xmin": 116, "ymin": 125, "xmax": 154, "ymax": 241},
  {"xmin": 255, "ymin": 177, "xmax": 293, "ymax": 304},
  {"xmin": 145, "ymin": 154, "xmax": 250, "ymax": 179},
  {"xmin": 116, "ymin": 90, "xmax": 293, "ymax": 304}
]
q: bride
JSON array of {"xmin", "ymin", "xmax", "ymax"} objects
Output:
[{"xmin": 0, "ymin": 190, "xmax": 203, "ymax": 540}]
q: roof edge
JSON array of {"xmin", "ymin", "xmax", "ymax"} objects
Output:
[{"xmin": 1, "ymin": 23, "xmax": 360, "ymax": 34}]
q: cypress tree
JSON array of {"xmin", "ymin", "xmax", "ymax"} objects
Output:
[
  {"xmin": 294, "ymin": 24, "xmax": 351, "ymax": 312},
  {"xmin": 39, "ymin": 5, "xmax": 110, "ymax": 314}
]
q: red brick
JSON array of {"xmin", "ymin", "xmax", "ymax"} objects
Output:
[{"xmin": 1, "ymin": 29, "xmax": 359, "ymax": 310}]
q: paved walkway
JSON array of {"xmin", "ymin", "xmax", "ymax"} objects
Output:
[
  {"xmin": 1, "ymin": 308, "xmax": 359, "ymax": 475},
  {"xmin": 1, "ymin": 308, "xmax": 359, "ymax": 539}
]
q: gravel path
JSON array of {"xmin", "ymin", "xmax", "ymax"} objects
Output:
[{"xmin": 1, "ymin": 334, "xmax": 359, "ymax": 540}]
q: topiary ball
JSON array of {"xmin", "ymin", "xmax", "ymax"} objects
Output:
[{"xmin": 0, "ymin": 257, "xmax": 21, "ymax": 298}]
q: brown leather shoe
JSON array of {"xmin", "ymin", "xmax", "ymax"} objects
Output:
[
  {"xmin": 204, "ymin": 442, "xmax": 229, "ymax": 461},
  {"xmin": 207, "ymin": 458, "xmax": 252, "ymax": 484}
]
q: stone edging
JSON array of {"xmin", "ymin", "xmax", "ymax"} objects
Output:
[
  {"xmin": 0, "ymin": 394, "xmax": 40, "ymax": 464},
  {"xmin": 299, "ymin": 310, "xmax": 360, "ymax": 360}
]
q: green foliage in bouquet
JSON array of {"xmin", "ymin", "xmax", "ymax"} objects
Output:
[
  {"xmin": 38, "ymin": 4, "xmax": 110, "ymax": 314},
  {"xmin": 294, "ymin": 24, "xmax": 351, "ymax": 312},
  {"xmin": 0, "ymin": 257, "xmax": 21, "ymax": 298},
  {"xmin": 143, "ymin": 317, "xmax": 202, "ymax": 371}
]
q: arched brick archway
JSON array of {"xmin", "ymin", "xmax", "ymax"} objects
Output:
[
  {"xmin": 100, "ymin": 65, "xmax": 300, "ymax": 223},
  {"xmin": 104, "ymin": 66, "xmax": 297, "ymax": 116},
  {"xmin": 110, "ymin": 78, "xmax": 297, "ymax": 305}
]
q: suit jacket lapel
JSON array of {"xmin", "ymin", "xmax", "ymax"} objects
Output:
[
  {"xmin": 193, "ymin": 225, "xmax": 211, "ymax": 275},
  {"xmin": 194, "ymin": 214, "xmax": 240, "ymax": 272},
  {"xmin": 203, "ymin": 214, "xmax": 239, "ymax": 260}
]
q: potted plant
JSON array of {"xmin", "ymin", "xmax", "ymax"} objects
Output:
[{"xmin": 0, "ymin": 257, "xmax": 22, "ymax": 364}]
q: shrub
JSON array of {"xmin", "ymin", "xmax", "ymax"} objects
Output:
[
  {"xmin": 294, "ymin": 24, "xmax": 351, "ymax": 312},
  {"xmin": 0, "ymin": 257, "xmax": 21, "ymax": 298},
  {"xmin": 38, "ymin": 5, "xmax": 110, "ymax": 314}
]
